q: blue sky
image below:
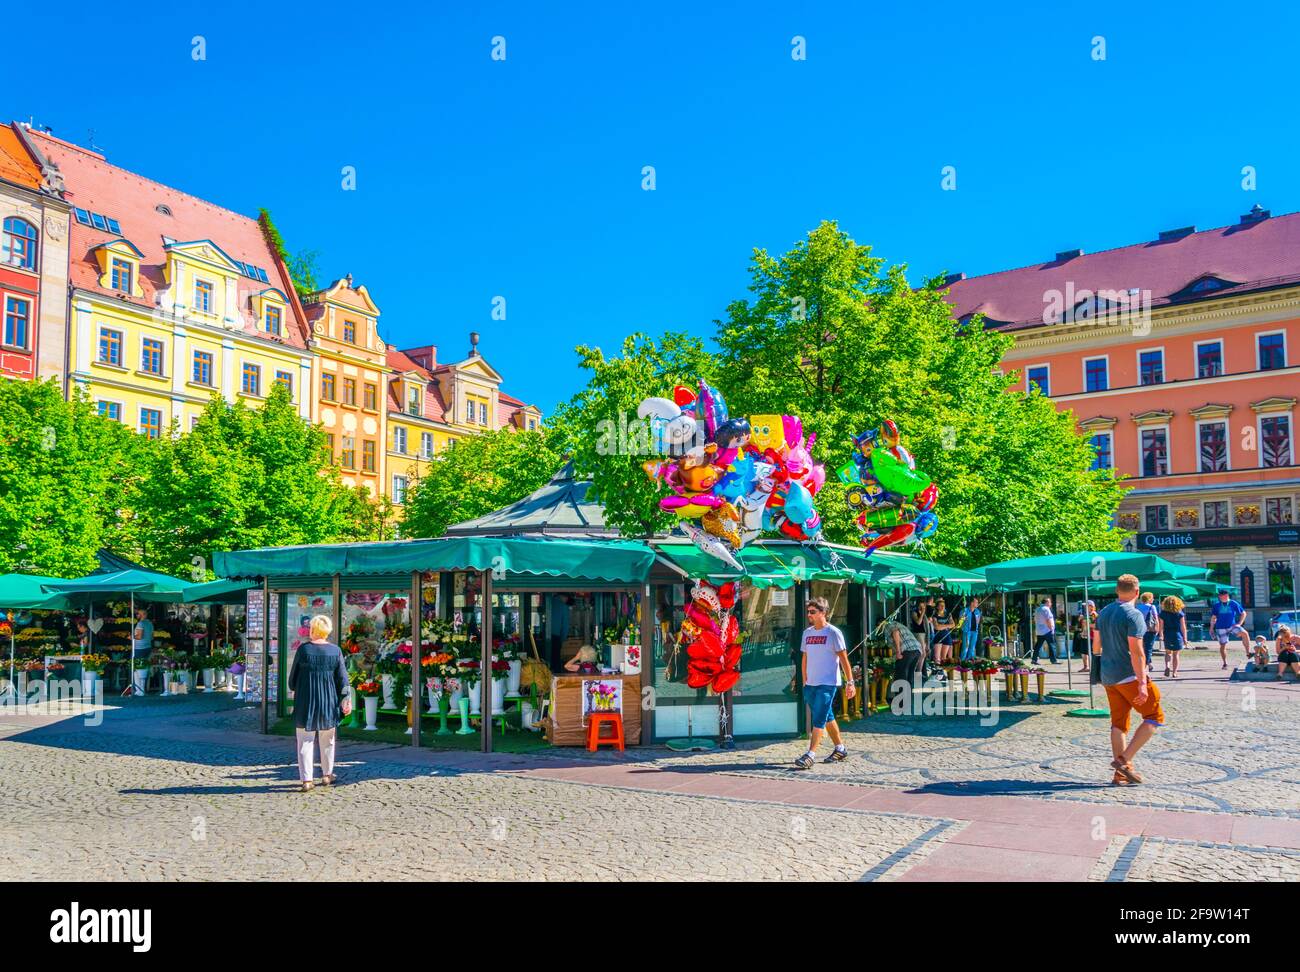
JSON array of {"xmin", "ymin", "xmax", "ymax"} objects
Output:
[{"xmin": 13, "ymin": 0, "xmax": 1300, "ymax": 413}]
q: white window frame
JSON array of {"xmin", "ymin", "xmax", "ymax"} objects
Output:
[
  {"xmin": 1, "ymin": 291, "xmax": 32, "ymax": 350},
  {"xmin": 139, "ymin": 335, "xmax": 166, "ymax": 376},
  {"xmin": 420, "ymin": 431, "xmax": 433, "ymax": 459},
  {"xmin": 1195, "ymin": 418, "xmax": 1231, "ymax": 473},
  {"xmin": 1081, "ymin": 354, "xmax": 1109, "ymax": 393},
  {"xmin": 1255, "ymin": 329, "xmax": 1288, "ymax": 371},
  {"xmin": 479, "ymin": 401, "xmax": 489, "ymax": 425},
  {"xmin": 1194, "ymin": 338, "xmax": 1224, "ymax": 379},
  {"xmin": 1257, "ymin": 411, "xmax": 1294, "ymax": 468},
  {"xmin": 1136, "ymin": 345, "xmax": 1165, "ymax": 386},
  {"xmin": 1138, "ymin": 423, "xmax": 1172, "ymax": 477},
  {"xmin": 97, "ymin": 326, "xmax": 125, "ymax": 366},
  {"xmin": 1025, "ymin": 362, "xmax": 1051, "ymax": 396},
  {"xmin": 407, "ymin": 383, "xmax": 421, "ymax": 417},
  {"xmin": 392, "ymin": 475, "xmax": 408, "ymax": 505},
  {"xmin": 394, "ymin": 426, "xmax": 408, "ymax": 455}
]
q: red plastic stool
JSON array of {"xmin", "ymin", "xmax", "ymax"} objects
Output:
[{"xmin": 586, "ymin": 712, "xmax": 625, "ymax": 752}]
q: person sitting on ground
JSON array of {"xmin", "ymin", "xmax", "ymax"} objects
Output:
[
  {"xmin": 1158, "ymin": 596, "xmax": 1187, "ymax": 678},
  {"xmin": 1275, "ymin": 626, "xmax": 1300, "ymax": 681},
  {"xmin": 1253, "ymin": 636, "xmax": 1271, "ymax": 670}
]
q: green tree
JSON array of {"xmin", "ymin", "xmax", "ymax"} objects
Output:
[
  {"xmin": 546, "ymin": 333, "xmax": 716, "ymax": 538},
  {"xmin": 402, "ymin": 428, "xmax": 560, "ymax": 538},
  {"xmin": 0, "ymin": 379, "xmax": 145, "ymax": 577},
  {"xmin": 258, "ymin": 208, "xmax": 318, "ymax": 300},
  {"xmin": 132, "ymin": 384, "xmax": 373, "ymax": 576}
]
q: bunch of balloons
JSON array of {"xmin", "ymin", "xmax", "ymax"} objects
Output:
[
  {"xmin": 837, "ymin": 419, "xmax": 939, "ymax": 554},
  {"xmin": 677, "ymin": 579, "xmax": 742, "ymax": 693},
  {"xmin": 639, "ymin": 381, "xmax": 827, "ymax": 569}
]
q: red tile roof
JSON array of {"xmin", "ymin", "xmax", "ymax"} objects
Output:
[
  {"xmin": 0, "ymin": 125, "xmax": 41, "ymax": 190},
  {"xmin": 385, "ymin": 348, "xmax": 448, "ymax": 423},
  {"xmin": 24, "ymin": 128, "xmax": 310, "ymax": 350},
  {"xmin": 943, "ymin": 210, "xmax": 1300, "ymax": 330}
]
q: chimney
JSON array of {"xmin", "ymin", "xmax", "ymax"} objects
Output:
[
  {"xmin": 1157, "ymin": 225, "xmax": 1196, "ymax": 242},
  {"xmin": 1240, "ymin": 204, "xmax": 1271, "ymax": 225},
  {"xmin": 941, "ymin": 272, "xmax": 965, "ymax": 286},
  {"xmin": 1055, "ymin": 248, "xmax": 1083, "ymax": 262},
  {"xmin": 469, "ymin": 331, "xmax": 480, "ymax": 357}
]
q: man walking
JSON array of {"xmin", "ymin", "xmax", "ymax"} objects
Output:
[
  {"xmin": 1032, "ymin": 596, "xmax": 1058, "ymax": 663},
  {"xmin": 1093, "ymin": 574, "xmax": 1164, "ymax": 786},
  {"xmin": 793, "ymin": 597, "xmax": 855, "ymax": 770},
  {"xmin": 1208, "ymin": 590, "xmax": 1251, "ymax": 671},
  {"xmin": 958, "ymin": 597, "xmax": 982, "ymax": 661}
]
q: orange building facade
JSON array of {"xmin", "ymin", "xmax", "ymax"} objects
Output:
[{"xmin": 947, "ymin": 208, "xmax": 1300, "ymax": 630}]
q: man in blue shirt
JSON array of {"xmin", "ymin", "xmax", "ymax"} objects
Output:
[
  {"xmin": 1209, "ymin": 590, "xmax": 1250, "ymax": 670},
  {"xmin": 957, "ymin": 598, "xmax": 982, "ymax": 661}
]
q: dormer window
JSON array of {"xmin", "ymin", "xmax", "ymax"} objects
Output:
[
  {"xmin": 111, "ymin": 258, "xmax": 133, "ymax": 292},
  {"xmin": 1188, "ymin": 276, "xmax": 1231, "ymax": 294},
  {"xmin": 264, "ymin": 304, "xmax": 282, "ymax": 336},
  {"xmin": 194, "ymin": 279, "xmax": 214, "ymax": 314},
  {"xmin": 407, "ymin": 385, "xmax": 421, "ymax": 416}
]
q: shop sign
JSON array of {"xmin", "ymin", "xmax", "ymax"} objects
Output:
[{"xmin": 1137, "ymin": 525, "xmax": 1300, "ymax": 550}]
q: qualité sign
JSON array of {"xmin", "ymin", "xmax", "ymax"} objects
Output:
[{"xmin": 1137, "ymin": 525, "xmax": 1300, "ymax": 549}]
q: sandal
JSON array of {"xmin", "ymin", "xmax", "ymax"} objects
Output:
[
  {"xmin": 1110, "ymin": 759, "xmax": 1142, "ymax": 784},
  {"xmin": 321, "ymin": 774, "xmax": 337, "ymax": 786},
  {"xmin": 1111, "ymin": 772, "xmax": 1130, "ymax": 787},
  {"xmin": 299, "ymin": 781, "xmax": 315, "ymax": 792}
]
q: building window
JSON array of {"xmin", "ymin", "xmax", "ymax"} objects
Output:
[
  {"xmin": 1197, "ymin": 341, "xmax": 1223, "ymax": 378},
  {"xmin": 343, "ymin": 319, "xmax": 357, "ymax": 344},
  {"xmin": 1026, "ymin": 365, "xmax": 1049, "ymax": 396},
  {"xmin": 324, "ymin": 433, "xmax": 334, "ymax": 461},
  {"xmin": 194, "ymin": 279, "xmax": 214, "ymax": 314},
  {"xmin": 1206, "ymin": 561, "xmax": 1231, "ymax": 586},
  {"xmin": 1140, "ymin": 427, "xmax": 1168, "ymax": 477},
  {"xmin": 192, "ymin": 350, "xmax": 213, "ymax": 386},
  {"xmin": 139, "ymin": 407, "xmax": 162, "ymax": 439},
  {"xmin": 479, "ymin": 402, "xmax": 489, "ymax": 425},
  {"xmin": 393, "ymin": 427, "xmax": 407, "ymax": 454},
  {"xmin": 1269, "ymin": 560, "xmax": 1295, "ymax": 607},
  {"xmin": 1262, "ymin": 415, "xmax": 1292, "ymax": 467},
  {"xmin": 1266, "ymin": 497, "xmax": 1294, "ymax": 525},
  {"xmin": 1204, "ymin": 501, "xmax": 1229, "ymax": 528},
  {"xmin": 466, "ymin": 399, "xmax": 475, "ymax": 423},
  {"xmin": 97, "ymin": 401, "xmax": 121, "ymax": 422},
  {"xmin": 362, "ymin": 440, "xmax": 376, "ymax": 472},
  {"xmin": 447, "ymin": 438, "xmax": 457, "ymax": 450},
  {"xmin": 392, "ymin": 475, "xmax": 409, "ymax": 505},
  {"xmin": 1144, "ymin": 505, "xmax": 1168, "ymax": 532},
  {"xmin": 342, "ymin": 377, "xmax": 356, "ymax": 406},
  {"xmin": 2, "ymin": 217, "xmax": 37, "ymax": 270},
  {"xmin": 1198, "ymin": 421, "xmax": 1228, "ymax": 472},
  {"xmin": 1089, "ymin": 432, "xmax": 1112, "ymax": 471},
  {"xmin": 1139, "ymin": 350, "xmax": 1164, "ymax": 385},
  {"xmin": 110, "ymin": 258, "xmax": 133, "ymax": 292},
  {"xmin": 321, "ymin": 373, "xmax": 336, "ymax": 401},
  {"xmin": 242, "ymin": 363, "xmax": 261, "ymax": 396},
  {"xmin": 528, "ymin": 419, "xmax": 536, "ymax": 431},
  {"xmin": 141, "ymin": 338, "xmax": 164, "ymax": 376},
  {"xmin": 363, "ymin": 383, "xmax": 377, "ymax": 410},
  {"xmin": 341, "ymin": 436, "xmax": 356, "ymax": 469},
  {"xmin": 98, "ymin": 328, "xmax": 123, "ymax": 366},
  {"xmin": 265, "ymin": 305, "xmax": 282, "ymax": 336},
  {"xmin": 3, "ymin": 296, "xmax": 30, "ymax": 349},
  {"xmin": 1084, "ymin": 357, "xmax": 1108, "ymax": 392},
  {"xmin": 420, "ymin": 432, "xmax": 433, "ymax": 459},
  {"xmin": 407, "ymin": 386, "xmax": 421, "ymax": 416},
  {"xmin": 275, "ymin": 370, "xmax": 292, "ymax": 394},
  {"xmin": 1258, "ymin": 333, "xmax": 1286, "ymax": 371}
]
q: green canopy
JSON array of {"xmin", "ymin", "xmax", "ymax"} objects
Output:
[
  {"xmin": 653, "ymin": 541, "xmax": 893, "ymax": 589},
  {"xmin": 0, "ymin": 573, "xmax": 73, "ymax": 611},
  {"xmin": 867, "ymin": 550, "xmax": 989, "ymax": 594},
  {"xmin": 43, "ymin": 568, "xmax": 195, "ymax": 603},
  {"xmin": 182, "ymin": 578, "xmax": 256, "ymax": 604},
  {"xmin": 214, "ymin": 535, "xmax": 657, "ymax": 586}
]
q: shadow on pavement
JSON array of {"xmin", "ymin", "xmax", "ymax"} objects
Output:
[{"xmin": 908, "ymin": 778, "xmax": 1111, "ymax": 798}]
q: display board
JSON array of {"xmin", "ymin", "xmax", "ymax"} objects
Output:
[{"xmin": 244, "ymin": 589, "xmax": 264, "ymax": 703}]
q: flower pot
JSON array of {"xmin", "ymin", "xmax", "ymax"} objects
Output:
[
  {"xmin": 1036, "ymin": 673, "xmax": 1046, "ymax": 701},
  {"xmin": 1018, "ymin": 673, "xmax": 1029, "ymax": 698},
  {"xmin": 203, "ymin": 668, "xmax": 216, "ymax": 692},
  {"xmin": 232, "ymin": 672, "xmax": 245, "ymax": 700},
  {"xmin": 132, "ymin": 667, "xmax": 148, "ymax": 696},
  {"xmin": 427, "ymin": 680, "xmax": 440, "ymax": 713},
  {"xmin": 468, "ymin": 682, "xmax": 482, "ymax": 715},
  {"xmin": 81, "ymin": 670, "xmax": 100, "ymax": 699},
  {"xmin": 446, "ymin": 681, "xmax": 463, "ymax": 709},
  {"xmin": 363, "ymin": 695, "xmax": 379, "ymax": 730},
  {"xmin": 491, "ymin": 678, "xmax": 505, "ymax": 714},
  {"xmin": 507, "ymin": 659, "xmax": 522, "ymax": 695},
  {"xmin": 381, "ymin": 674, "xmax": 395, "ymax": 710},
  {"xmin": 520, "ymin": 701, "xmax": 535, "ymax": 730}
]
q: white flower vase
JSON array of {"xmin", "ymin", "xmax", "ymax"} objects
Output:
[
  {"xmin": 81, "ymin": 671, "xmax": 100, "ymax": 700},
  {"xmin": 426, "ymin": 678, "xmax": 441, "ymax": 712},
  {"xmin": 203, "ymin": 668, "xmax": 216, "ymax": 692},
  {"xmin": 381, "ymin": 674, "xmax": 396, "ymax": 709},
  {"xmin": 520, "ymin": 701, "xmax": 535, "ymax": 730},
  {"xmin": 447, "ymin": 681, "xmax": 463, "ymax": 709},
  {"xmin": 132, "ymin": 668, "xmax": 148, "ymax": 696},
  {"xmin": 468, "ymin": 682, "xmax": 482, "ymax": 715},
  {"xmin": 181, "ymin": 671, "xmax": 193, "ymax": 692},
  {"xmin": 232, "ymin": 672, "xmax": 245, "ymax": 700},
  {"xmin": 491, "ymin": 678, "xmax": 505, "ymax": 714},
  {"xmin": 363, "ymin": 695, "xmax": 379, "ymax": 730},
  {"xmin": 507, "ymin": 659, "xmax": 522, "ymax": 695}
]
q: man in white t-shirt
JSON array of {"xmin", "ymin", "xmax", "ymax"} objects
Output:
[
  {"xmin": 793, "ymin": 597, "xmax": 855, "ymax": 770},
  {"xmin": 1032, "ymin": 597, "xmax": 1058, "ymax": 663}
]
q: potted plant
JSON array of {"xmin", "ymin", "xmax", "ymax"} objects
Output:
[
  {"xmin": 422, "ymin": 651, "xmax": 454, "ymax": 711},
  {"xmin": 228, "ymin": 652, "xmax": 247, "ymax": 698},
  {"xmin": 460, "ymin": 660, "xmax": 483, "ymax": 714},
  {"xmin": 488, "ymin": 658, "xmax": 510, "ymax": 713},
  {"xmin": 80, "ymin": 653, "xmax": 110, "ymax": 698},
  {"xmin": 356, "ymin": 679, "xmax": 382, "ymax": 730}
]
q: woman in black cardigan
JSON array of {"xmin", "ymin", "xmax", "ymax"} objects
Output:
[{"xmin": 288, "ymin": 615, "xmax": 351, "ymax": 792}]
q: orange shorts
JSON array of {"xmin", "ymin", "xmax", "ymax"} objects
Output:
[{"xmin": 1104, "ymin": 679, "xmax": 1164, "ymax": 732}]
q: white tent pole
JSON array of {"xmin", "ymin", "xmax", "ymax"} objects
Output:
[
  {"xmin": 7, "ymin": 623, "xmax": 14, "ymax": 699},
  {"xmin": 1084, "ymin": 578, "xmax": 1094, "ymax": 707},
  {"xmin": 129, "ymin": 593, "xmax": 136, "ymax": 697},
  {"xmin": 1064, "ymin": 586, "xmax": 1072, "ymax": 690}
]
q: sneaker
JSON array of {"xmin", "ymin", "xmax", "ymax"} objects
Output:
[
  {"xmin": 793, "ymin": 753, "xmax": 815, "ymax": 771},
  {"xmin": 822, "ymin": 748, "xmax": 848, "ymax": 763}
]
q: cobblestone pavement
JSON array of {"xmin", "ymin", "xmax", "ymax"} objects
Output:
[{"xmin": 0, "ymin": 647, "xmax": 1295, "ymax": 881}]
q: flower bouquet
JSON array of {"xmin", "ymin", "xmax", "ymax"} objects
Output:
[
  {"xmin": 586, "ymin": 680, "xmax": 619, "ymax": 712},
  {"xmin": 80, "ymin": 653, "xmax": 111, "ymax": 673},
  {"xmin": 355, "ymin": 679, "xmax": 382, "ymax": 697},
  {"xmin": 381, "ymin": 598, "xmax": 410, "ymax": 642}
]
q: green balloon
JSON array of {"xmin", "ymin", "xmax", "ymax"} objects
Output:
[{"xmin": 870, "ymin": 448, "xmax": 931, "ymax": 495}]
